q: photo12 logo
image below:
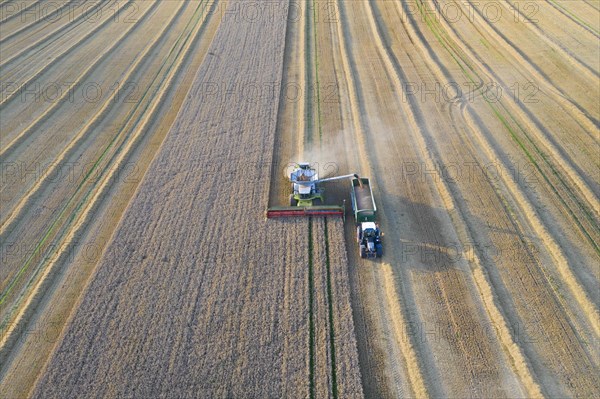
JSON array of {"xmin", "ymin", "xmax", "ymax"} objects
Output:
[
  {"xmin": 0, "ymin": 1, "xmax": 139, "ymax": 24},
  {"xmin": 398, "ymin": 1, "xmax": 539, "ymax": 24},
  {"xmin": 0, "ymin": 81, "xmax": 140, "ymax": 105}
]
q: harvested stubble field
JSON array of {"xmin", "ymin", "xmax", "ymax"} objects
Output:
[{"xmin": 1, "ymin": 0, "xmax": 599, "ymax": 398}]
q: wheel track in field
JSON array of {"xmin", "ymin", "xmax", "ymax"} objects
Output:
[
  {"xmin": 583, "ymin": 0, "xmax": 600, "ymax": 13},
  {"xmin": 296, "ymin": 0, "xmax": 306, "ymax": 158},
  {"xmin": 421, "ymin": 0, "xmax": 600, "ymax": 256},
  {"xmin": 0, "ymin": 0, "xmax": 215, "ymax": 363},
  {"xmin": 0, "ymin": 0, "xmax": 126, "ymax": 108},
  {"xmin": 0, "ymin": 0, "xmax": 106, "ymax": 71},
  {"xmin": 0, "ymin": 0, "xmax": 154, "ymax": 159},
  {"xmin": 409, "ymin": 0, "xmax": 600, "ymax": 323},
  {"xmin": 382, "ymin": 0, "xmax": 598, "ymax": 395},
  {"xmin": 547, "ymin": 0, "xmax": 600, "ymax": 37},
  {"xmin": 298, "ymin": 6, "xmax": 317, "ymax": 399},
  {"xmin": 334, "ymin": 1, "xmax": 430, "ymax": 397},
  {"xmin": 364, "ymin": 1, "xmax": 541, "ymax": 396},
  {"xmin": 342, "ymin": 222, "xmax": 395, "ymax": 395},
  {"xmin": 309, "ymin": 0, "xmax": 323, "ymax": 145},
  {"xmin": 0, "ymin": 0, "xmax": 187, "ymax": 247},
  {"xmin": 0, "ymin": 0, "xmax": 83, "ymax": 48},
  {"xmin": 303, "ymin": 0, "xmax": 317, "ymax": 147},
  {"xmin": 309, "ymin": 217, "xmax": 348, "ymax": 398},
  {"xmin": 311, "ymin": 218, "xmax": 338, "ymax": 399}
]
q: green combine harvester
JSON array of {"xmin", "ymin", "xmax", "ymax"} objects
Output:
[{"xmin": 266, "ymin": 162, "xmax": 358, "ymax": 218}]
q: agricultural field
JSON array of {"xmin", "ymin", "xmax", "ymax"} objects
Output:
[{"xmin": 1, "ymin": 0, "xmax": 599, "ymax": 398}]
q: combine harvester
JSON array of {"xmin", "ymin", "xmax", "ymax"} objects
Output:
[{"xmin": 267, "ymin": 162, "xmax": 358, "ymax": 218}]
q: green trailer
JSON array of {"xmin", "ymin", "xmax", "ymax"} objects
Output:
[
  {"xmin": 350, "ymin": 178, "xmax": 377, "ymax": 222},
  {"xmin": 350, "ymin": 177, "xmax": 382, "ymax": 258}
]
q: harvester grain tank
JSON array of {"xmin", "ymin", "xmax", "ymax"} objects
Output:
[{"xmin": 350, "ymin": 177, "xmax": 383, "ymax": 258}]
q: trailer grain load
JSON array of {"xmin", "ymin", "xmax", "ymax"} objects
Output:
[{"xmin": 350, "ymin": 178, "xmax": 377, "ymax": 223}]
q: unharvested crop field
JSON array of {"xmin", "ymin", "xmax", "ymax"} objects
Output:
[{"xmin": 1, "ymin": 0, "xmax": 598, "ymax": 397}]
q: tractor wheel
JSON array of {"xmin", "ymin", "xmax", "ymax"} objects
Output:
[
  {"xmin": 289, "ymin": 195, "xmax": 297, "ymax": 206},
  {"xmin": 360, "ymin": 247, "xmax": 367, "ymax": 259},
  {"xmin": 376, "ymin": 244, "xmax": 383, "ymax": 258}
]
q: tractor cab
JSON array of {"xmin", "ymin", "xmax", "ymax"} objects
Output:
[
  {"xmin": 357, "ymin": 222, "xmax": 382, "ymax": 258},
  {"xmin": 360, "ymin": 222, "xmax": 380, "ymax": 239},
  {"xmin": 362, "ymin": 223, "xmax": 378, "ymax": 237}
]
